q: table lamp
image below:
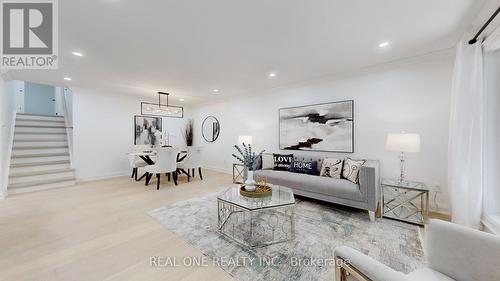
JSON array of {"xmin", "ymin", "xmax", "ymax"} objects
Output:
[{"xmin": 386, "ymin": 133, "xmax": 420, "ymax": 184}]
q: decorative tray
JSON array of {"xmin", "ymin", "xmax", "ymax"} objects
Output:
[{"xmin": 240, "ymin": 184, "xmax": 272, "ymax": 198}]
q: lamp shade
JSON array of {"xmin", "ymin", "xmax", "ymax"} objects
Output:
[
  {"xmin": 385, "ymin": 133, "xmax": 420, "ymax": 153},
  {"xmin": 238, "ymin": 135, "xmax": 253, "ymax": 145}
]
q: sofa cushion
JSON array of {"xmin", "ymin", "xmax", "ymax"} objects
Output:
[
  {"xmin": 273, "ymin": 153, "xmax": 293, "ymax": 171},
  {"xmin": 320, "ymin": 158, "xmax": 343, "ymax": 179},
  {"xmin": 261, "ymin": 153, "xmax": 274, "ymax": 169},
  {"xmin": 290, "ymin": 160, "xmax": 318, "ymax": 175},
  {"xmin": 254, "ymin": 169, "xmax": 364, "ymax": 202},
  {"xmin": 342, "ymin": 158, "xmax": 365, "ymax": 183},
  {"xmin": 407, "ymin": 268, "xmax": 455, "ymax": 281}
]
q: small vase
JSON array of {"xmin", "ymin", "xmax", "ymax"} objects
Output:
[{"xmin": 244, "ymin": 170, "xmax": 256, "ymax": 191}]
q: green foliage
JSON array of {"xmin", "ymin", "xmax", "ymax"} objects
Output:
[{"xmin": 231, "ymin": 143, "xmax": 264, "ymax": 171}]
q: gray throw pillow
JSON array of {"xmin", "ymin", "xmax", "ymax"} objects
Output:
[
  {"xmin": 320, "ymin": 158, "xmax": 343, "ymax": 179},
  {"xmin": 261, "ymin": 153, "xmax": 274, "ymax": 170},
  {"xmin": 342, "ymin": 158, "xmax": 366, "ymax": 184}
]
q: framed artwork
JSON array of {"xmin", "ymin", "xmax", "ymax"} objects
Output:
[
  {"xmin": 279, "ymin": 100, "xmax": 354, "ymax": 153},
  {"xmin": 134, "ymin": 115, "xmax": 162, "ymax": 145}
]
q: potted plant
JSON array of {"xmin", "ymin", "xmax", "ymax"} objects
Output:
[
  {"xmin": 183, "ymin": 119, "xmax": 194, "ymax": 146},
  {"xmin": 232, "ymin": 143, "xmax": 264, "ymax": 191}
]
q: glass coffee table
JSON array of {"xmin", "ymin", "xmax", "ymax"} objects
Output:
[{"xmin": 217, "ymin": 184, "xmax": 295, "ymax": 248}]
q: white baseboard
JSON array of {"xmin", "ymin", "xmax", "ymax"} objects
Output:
[
  {"xmin": 76, "ymin": 171, "xmax": 130, "ymax": 183},
  {"xmin": 202, "ymin": 165, "xmax": 231, "ymax": 175}
]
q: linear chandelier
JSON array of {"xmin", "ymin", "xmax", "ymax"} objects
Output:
[{"xmin": 141, "ymin": 92, "xmax": 184, "ymax": 118}]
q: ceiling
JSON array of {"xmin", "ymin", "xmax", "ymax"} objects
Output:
[{"xmin": 6, "ymin": 0, "xmax": 489, "ymax": 104}]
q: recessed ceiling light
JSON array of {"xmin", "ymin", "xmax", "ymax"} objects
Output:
[
  {"xmin": 212, "ymin": 89, "xmax": 220, "ymax": 93},
  {"xmin": 268, "ymin": 72, "xmax": 277, "ymax": 78},
  {"xmin": 63, "ymin": 77, "xmax": 72, "ymax": 81},
  {"xmin": 179, "ymin": 98, "xmax": 185, "ymax": 102},
  {"xmin": 378, "ymin": 41, "xmax": 390, "ymax": 48},
  {"xmin": 72, "ymin": 51, "xmax": 83, "ymax": 57}
]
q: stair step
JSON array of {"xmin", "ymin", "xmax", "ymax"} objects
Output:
[
  {"xmin": 14, "ymin": 134, "xmax": 67, "ymax": 141},
  {"xmin": 11, "ymin": 152, "xmax": 69, "ymax": 159},
  {"xmin": 12, "ymin": 148, "xmax": 69, "ymax": 157},
  {"xmin": 13, "ymin": 141, "xmax": 68, "ymax": 148},
  {"xmin": 9, "ymin": 162, "xmax": 71, "ymax": 174},
  {"xmin": 13, "ymin": 146, "xmax": 68, "ymax": 150},
  {"xmin": 16, "ymin": 114, "xmax": 64, "ymax": 122},
  {"xmin": 9, "ymin": 169, "xmax": 75, "ymax": 184},
  {"xmin": 8, "ymin": 178, "xmax": 76, "ymax": 193},
  {"xmin": 10, "ymin": 160, "xmax": 70, "ymax": 168},
  {"xmin": 10, "ymin": 168, "xmax": 74, "ymax": 178},
  {"xmin": 16, "ymin": 122, "xmax": 65, "ymax": 128},
  {"xmin": 15, "ymin": 127, "xmax": 66, "ymax": 134}
]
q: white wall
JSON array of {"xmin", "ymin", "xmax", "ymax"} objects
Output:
[
  {"xmin": 72, "ymin": 88, "xmax": 187, "ymax": 181},
  {"xmin": 0, "ymin": 76, "xmax": 19, "ymax": 198},
  {"xmin": 190, "ymin": 53, "xmax": 454, "ymax": 212}
]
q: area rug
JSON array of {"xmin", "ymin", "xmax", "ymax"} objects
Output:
[{"xmin": 149, "ymin": 194, "xmax": 425, "ymax": 281}]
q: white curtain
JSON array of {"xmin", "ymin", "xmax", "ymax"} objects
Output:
[{"xmin": 448, "ymin": 40, "xmax": 484, "ymax": 229}]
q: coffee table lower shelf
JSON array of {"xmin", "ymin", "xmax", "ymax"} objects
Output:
[{"xmin": 217, "ymin": 199, "xmax": 295, "ymax": 248}]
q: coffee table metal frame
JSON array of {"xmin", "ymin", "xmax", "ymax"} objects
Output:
[{"xmin": 217, "ymin": 186, "xmax": 295, "ymax": 248}]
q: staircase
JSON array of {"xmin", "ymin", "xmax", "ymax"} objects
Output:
[{"xmin": 8, "ymin": 113, "xmax": 75, "ymax": 194}]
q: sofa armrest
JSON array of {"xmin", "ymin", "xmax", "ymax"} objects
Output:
[
  {"xmin": 334, "ymin": 246, "xmax": 407, "ymax": 281},
  {"xmin": 359, "ymin": 160, "xmax": 380, "ymax": 212},
  {"xmin": 425, "ymin": 219, "xmax": 500, "ymax": 281}
]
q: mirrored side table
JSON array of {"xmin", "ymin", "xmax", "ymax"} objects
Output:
[
  {"xmin": 381, "ymin": 179, "xmax": 429, "ymax": 226},
  {"xmin": 232, "ymin": 163, "xmax": 246, "ymax": 184}
]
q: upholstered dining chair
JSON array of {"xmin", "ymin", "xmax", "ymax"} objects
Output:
[
  {"xmin": 129, "ymin": 145, "xmax": 149, "ymax": 181},
  {"xmin": 144, "ymin": 147, "xmax": 180, "ymax": 189},
  {"xmin": 177, "ymin": 146, "xmax": 203, "ymax": 182},
  {"xmin": 334, "ymin": 219, "xmax": 500, "ymax": 281}
]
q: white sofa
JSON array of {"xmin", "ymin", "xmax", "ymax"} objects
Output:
[{"xmin": 334, "ymin": 219, "xmax": 500, "ymax": 281}]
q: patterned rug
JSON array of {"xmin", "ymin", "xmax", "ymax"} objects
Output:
[{"xmin": 149, "ymin": 193, "xmax": 425, "ymax": 281}]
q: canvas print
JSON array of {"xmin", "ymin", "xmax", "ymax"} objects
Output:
[
  {"xmin": 279, "ymin": 100, "xmax": 354, "ymax": 152},
  {"xmin": 134, "ymin": 116, "xmax": 162, "ymax": 145}
]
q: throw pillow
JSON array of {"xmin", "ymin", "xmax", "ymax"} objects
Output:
[
  {"xmin": 253, "ymin": 154, "xmax": 262, "ymax": 170},
  {"xmin": 273, "ymin": 154, "xmax": 294, "ymax": 171},
  {"xmin": 290, "ymin": 160, "xmax": 318, "ymax": 175},
  {"xmin": 342, "ymin": 158, "xmax": 366, "ymax": 184},
  {"xmin": 320, "ymin": 158, "xmax": 343, "ymax": 179},
  {"xmin": 261, "ymin": 153, "xmax": 274, "ymax": 170}
]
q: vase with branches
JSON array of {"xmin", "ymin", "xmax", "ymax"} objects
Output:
[
  {"xmin": 183, "ymin": 119, "xmax": 194, "ymax": 146},
  {"xmin": 232, "ymin": 143, "xmax": 264, "ymax": 191}
]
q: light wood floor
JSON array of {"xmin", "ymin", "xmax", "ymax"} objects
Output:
[
  {"xmin": 0, "ymin": 170, "xmax": 448, "ymax": 281},
  {"xmin": 0, "ymin": 170, "xmax": 234, "ymax": 281}
]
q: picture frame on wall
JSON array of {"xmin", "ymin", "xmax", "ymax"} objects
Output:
[
  {"xmin": 134, "ymin": 115, "xmax": 162, "ymax": 145},
  {"xmin": 279, "ymin": 100, "xmax": 354, "ymax": 153}
]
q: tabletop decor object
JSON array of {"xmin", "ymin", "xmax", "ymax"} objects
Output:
[
  {"xmin": 385, "ymin": 132, "xmax": 420, "ymax": 184},
  {"xmin": 232, "ymin": 142, "xmax": 264, "ymax": 191},
  {"xmin": 183, "ymin": 119, "xmax": 194, "ymax": 146},
  {"xmin": 239, "ymin": 178, "xmax": 272, "ymax": 197}
]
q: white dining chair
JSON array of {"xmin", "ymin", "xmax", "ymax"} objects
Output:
[
  {"xmin": 144, "ymin": 147, "xmax": 180, "ymax": 189},
  {"xmin": 177, "ymin": 146, "xmax": 203, "ymax": 182},
  {"xmin": 128, "ymin": 154, "xmax": 148, "ymax": 181}
]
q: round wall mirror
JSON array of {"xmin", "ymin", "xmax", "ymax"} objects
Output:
[{"xmin": 202, "ymin": 116, "xmax": 220, "ymax": 142}]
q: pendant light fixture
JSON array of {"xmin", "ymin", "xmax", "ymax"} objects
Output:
[{"xmin": 141, "ymin": 91, "xmax": 184, "ymax": 118}]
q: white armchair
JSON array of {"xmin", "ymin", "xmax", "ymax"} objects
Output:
[{"xmin": 334, "ymin": 219, "xmax": 500, "ymax": 281}]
